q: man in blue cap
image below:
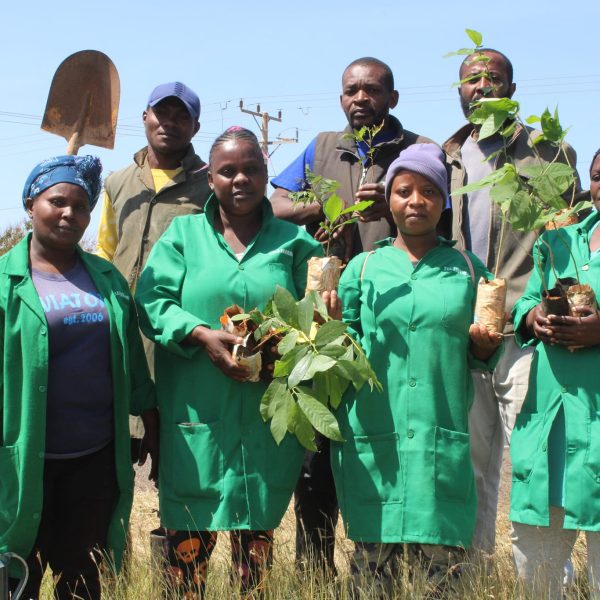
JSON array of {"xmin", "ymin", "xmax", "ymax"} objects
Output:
[{"xmin": 97, "ymin": 82, "xmax": 211, "ymax": 458}]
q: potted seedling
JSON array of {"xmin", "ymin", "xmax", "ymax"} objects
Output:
[
  {"xmin": 289, "ymin": 123, "xmax": 384, "ymax": 292},
  {"xmin": 448, "ymin": 29, "xmax": 593, "ymax": 331},
  {"xmin": 221, "ymin": 287, "xmax": 381, "ymax": 450}
]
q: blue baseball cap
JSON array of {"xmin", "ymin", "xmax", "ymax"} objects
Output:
[{"xmin": 147, "ymin": 82, "xmax": 201, "ymax": 120}]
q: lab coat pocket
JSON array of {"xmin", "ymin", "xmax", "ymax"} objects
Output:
[
  {"xmin": 511, "ymin": 413, "xmax": 544, "ymax": 484},
  {"xmin": 583, "ymin": 413, "xmax": 600, "ymax": 485},
  {"xmin": 0, "ymin": 445, "xmax": 19, "ymax": 527},
  {"xmin": 434, "ymin": 427, "xmax": 473, "ymax": 502},
  {"xmin": 343, "ymin": 433, "xmax": 402, "ymax": 503},
  {"xmin": 170, "ymin": 422, "xmax": 224, "ymax": 499}
]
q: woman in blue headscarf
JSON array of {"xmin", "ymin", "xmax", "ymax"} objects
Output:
[{"xmin": 0, "ymin": 156, "xmax": 157, "ymax": 600}]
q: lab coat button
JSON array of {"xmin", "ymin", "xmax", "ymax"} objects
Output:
[
  {"xmin": 409, "ymin": 323, "xmax": 416, "ymax": 331},
  {"xmin": 408, "ymin": 378, "xmax": 416, "ymax": 387},
  {"xmin": 38, "ymin": 385, "xmax": 46, "ymax": 393},
  {"xmin": 407, "ymin": 430, "xmax": 414, "ymax": 438}
]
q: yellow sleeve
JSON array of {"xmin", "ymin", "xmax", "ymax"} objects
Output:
[{"xmin": 96, "ymin": 190, "xmax": 118, "ymax": 261}]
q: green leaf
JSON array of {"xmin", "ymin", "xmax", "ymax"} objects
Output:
[
  {"xmin": 312, "ymin": 372, "xmax": 329, "ymax": 406},
  {"xmin": 465, "ymin": 28, "xmax": 482, "ymax": 46},
  {"xmin": 319, "ymin": 342, "xmax": 348, "ymax": 359},
  {"xmin": 478, "ymin": 111, "xmax": 508, "ymax": 141},
  {"xmin": 260, "ymin": 379, "xmax": 288, "ymax": 420},
  {"xmin": 314, "ymin": 320, "xmax": 348, "ymax": 348},
  {"xmin": 230, "ymin": 313, "xmax": 251, "ymax": 322},
  {"xmin": 452, "ymin": 163, "xmax": 515, "ymax": 196},
  {"xmin": 277, "ymin": 330, "xmax": 299, "ymax": 355},
  {"xmin": 296, "ymin": 387, "xmax": 344, "ymax": 442},
  {"xmin": 500, "ymin": 120, "xmax": 518, "ymax": 139},
  {"xmin": 323, "ymin": 194, "xmax": 344, "ymax": 224},
  {"xmin": 521, "ymin": 163, "xmax": 575, "ymax": 200},
  {"xmin": 288, "ymin": 353, "xmax": 337, "ymax": 388},
  {"xmin": 254, "ymin": 317, "xmax": 277, "ymax": 341},
  {"xmin": 297, "ymin": 296, "xmax": 313, "ymax": 336},
  {"xmin": 270, "ymin": 390, "xmax": 294, "ymax": 445},
  {"xmin": 288, "ymin": 352, "xmax": 314, "ymax": 388},
  {"xmin": 287, "ymin": 402, "xmax": 317, "ymax": 451},
  {"xmin": 507, "ymin": 191, "xmax": 539, "ymax": 231},
  {"xmin": 540, "ymin": 107, "xmax": 564, "ymax": 144},
  {"xmin": 327, "ymin": 371, "xmax": 350, "ymax": 409},
  {"xmin": 273, "ymin": 344, "xmax": 309, "ymax": 378},
  {"xmin": 306, "ymin": 354, "xmax": 337, "ymax": 377},
  {"xmin": 338, "ymin": 200, "xmax": 374, "ymax": 216},
  {"xmin": 526, "ymin": 114, "xmax": 541, "ymax": 125},
  {"xmin": 306, "ymin": 290, "xmax": 328, "ymax": 322},
  {"xmin": 334, "ymin": 359, "xmax": 367, "ymax": 390},
  {"xmin": 444, "ymin": 48, "xmax": 475, "ymax": 58},
  {"xmin": 272, "ymin": 285, "xmax": 299, "ymax": 327}
]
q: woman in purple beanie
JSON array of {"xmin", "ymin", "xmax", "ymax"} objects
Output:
[{"xmin": 329, "ymin": 143, "xmax": 502, "ymax": 595}]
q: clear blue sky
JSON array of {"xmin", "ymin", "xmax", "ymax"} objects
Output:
[{"xmin": 1, "ymin": 0, "xmax": 597, "ymax": 237}]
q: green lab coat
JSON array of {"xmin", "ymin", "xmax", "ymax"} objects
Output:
[
  {"xmin": 332, "ymin": 239, "xmax": 499, "ymax": 547},
  {"xmin": 0, "ymin": 235, "xmax": 155, "ymax": 571},
  {"xmin": 135, "ymin": 196, "xmax": 322, "ymax": 531},
  {"xmin": 511, "ymin": 211, "xmax": 600, "ymax": 531}
]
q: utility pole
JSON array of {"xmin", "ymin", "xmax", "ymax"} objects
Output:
[{"xmin": 239, "ymin": 100, "xmax": 297, "ymax": 156}]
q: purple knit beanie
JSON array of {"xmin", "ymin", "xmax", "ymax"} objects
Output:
[{"xmin": 384, "ymin": 143, "xmax": 450, "ymax": 208}]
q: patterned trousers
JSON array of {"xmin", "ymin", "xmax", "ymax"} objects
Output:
[{"xmin": 164, "ymin": 529, "xmax": 274, "ymax": 599}]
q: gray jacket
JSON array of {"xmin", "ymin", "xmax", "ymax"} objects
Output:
[{"xmin": 443, "ymin": 123, "xmax": 580, "ymax": 331}]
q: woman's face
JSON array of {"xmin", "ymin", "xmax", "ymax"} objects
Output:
[
  {"xmin": 26, "ymin": 182, "xmax": 90, "ymax": 251},
  {"xmin": 208, "ymin": 140, "xmax": 267, "ymax": 217},
  {"xmin": 389, "ymin": 170, "xmax": 444, "ymax": 236},
  {"xmin": 591, "ymin": 153, "xmax": 600, "ymax": 211}
]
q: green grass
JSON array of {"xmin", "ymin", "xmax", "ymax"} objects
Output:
[{"xmin": 35, "ymin": 478, "xmax": 590, "ymax": 599}]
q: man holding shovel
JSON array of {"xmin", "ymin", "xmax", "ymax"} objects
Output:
[
  {"xmin": 442, "ymin": 49, "xmax": 580, "ymax": 556},
  {"xmin": 97, "ymin": 81, "xmax": 211, "ymax": 459},
  {"xmin": 270, "ymin": 57, "xmax": 433, "ymax": 572}
]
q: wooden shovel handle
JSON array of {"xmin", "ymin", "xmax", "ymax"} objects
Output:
[{"xmin": 66, "ymin": 131, "xmax": 81, "ymax": 155}]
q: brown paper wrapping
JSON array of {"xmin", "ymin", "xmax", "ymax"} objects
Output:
[
  {"xmin": 474, "ymin": 277, "xmax": 507, "ymax": 334},
  {"xmin": 566, "ymin": 284, "xmax": 597, "ymax": 352},
  {"xmin": 232, "ymin": 337, "xmax": 262, "ymax": 382},
  {"xmin": 544, "ymin": 210, "xmax": 578, "ymax": 230},
  {"xmin": 306, "ymin": 256, "xmax": 343, "ymax": 292}
]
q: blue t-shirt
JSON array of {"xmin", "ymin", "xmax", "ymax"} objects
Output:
[
  {"xmin": 271, "ymin": 127, "xmax": 398, "ymax": 192},
  {"xmin": 32, "ymin": 259, "xmax": 114, "ymax": 458}
]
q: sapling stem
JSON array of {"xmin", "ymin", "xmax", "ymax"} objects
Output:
[
  {"xmin": 494, "ymin": 217, "xmax": 508, "ymax": 279},
  {"xmin": 554, "ymin": 228, "xmax": 582, "ymax": 286}
]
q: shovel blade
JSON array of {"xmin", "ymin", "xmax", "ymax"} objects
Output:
[{"xmin": 41, "ymin": 50, "xmax": 120, "ymax": 150}]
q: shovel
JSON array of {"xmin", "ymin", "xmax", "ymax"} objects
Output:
[{"xmin": 41, "ymin": 50, "xmax": 120, "ymax": 155}]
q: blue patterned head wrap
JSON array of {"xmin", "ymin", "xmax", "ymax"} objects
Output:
[{"xmin": 22, "ymin": 155, "xmax": 102, "ymax": 210}]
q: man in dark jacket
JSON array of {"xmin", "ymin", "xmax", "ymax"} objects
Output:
[
  {"xmin": 442, "ymin": 49, "xmax": 580, "ymax": 556},
  {"xmin": 270, "ymin": 57, "xmax": 434, "ymax": 571}
]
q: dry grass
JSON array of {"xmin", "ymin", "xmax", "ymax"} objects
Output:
[{"xmin": 36, "ymin": 453, "xmax": 590, "ymax": 599}]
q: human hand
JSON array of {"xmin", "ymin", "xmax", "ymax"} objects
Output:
[
  {"xmin": 546, "ymin": 305, "xmax": 600, "ymax": 348},
  {"xmin": 469, "ymin": 323, "xmax": 503, "ymax": 360},
  {"xmin": 139, "ymin": 408, "xmax": 159, "ymax": 482},
  {"xmin": 321, "ymin": 290, "xmax": 342, "ymax": 321},
  {"xmin": 185, "ymin": 326, "xmax": 251, "ymax": 381},
  {"xmin": 355, "ymin": 183, "xmax": 389, "ymax": 222},
  {"xmin": 525, "ymin": 303, "xmax": 553, "ymax": 344}
]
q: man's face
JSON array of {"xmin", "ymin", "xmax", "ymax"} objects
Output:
[
  {"xmin": 340, "ymin": 64, "xmax": 399, "ymax": 129},
  {"xmin": 458, "ymin": 51, "xmax": 516, "ymax": 118},
  {"xmin": 143, "ymin": 97, "xmax": 200, "ymax": 155}
]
